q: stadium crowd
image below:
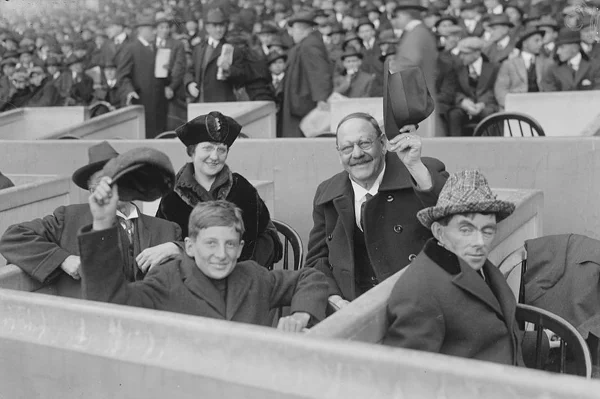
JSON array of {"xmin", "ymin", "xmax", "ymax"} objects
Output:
[{"xmin": 0, "ymin": 0, "xmax": 599, "ymax": 137}]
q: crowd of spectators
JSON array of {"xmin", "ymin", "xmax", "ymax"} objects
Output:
[{"xmin": 0, "ymin": 0, "xmax": 599, "ymax": 137}]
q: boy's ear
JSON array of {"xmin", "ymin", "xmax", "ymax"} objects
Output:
[{"xmin": 184, "ymin": 237, "xmax": 195, "ymax": 257}]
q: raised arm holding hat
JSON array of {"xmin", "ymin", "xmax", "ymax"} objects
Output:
[
  {"xmin": 0, "ymin": 142, "xmax": 182, "ymax": 296},
  {"xmin": 155, "ymin": 112, "xmax": 283, "ymax": 269},
  {"xmin": 384, "ymin": 170, "xmax": 524, "ymax": 367}
]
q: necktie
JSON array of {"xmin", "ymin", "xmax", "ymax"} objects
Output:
[
  {"xmin": 118, "ymin": 217, "xmax": 134, "ymax": 244},
  {"xmin": 360, "ymin": 193, "xmax": 373, "ymax": 231}
]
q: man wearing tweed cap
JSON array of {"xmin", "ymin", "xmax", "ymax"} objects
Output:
[{"xmin": 383, "ymin": 170, "xmax": 525, "ymax": 366}]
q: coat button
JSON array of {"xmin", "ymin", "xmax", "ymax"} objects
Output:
[
  {"xmin": 393, "ymin": 225, "xmax": 403, "ymax": 233},
  {"xmin": 408, "ymin": 254, "xmax": 417, "ymax": 262},
  {"xmin": 387, "ymin": 195, "xmax": 394, "ymax": 202},
  {"xmin": 327, "ymin": 234, "xmax": 333, "ymax": 241}
]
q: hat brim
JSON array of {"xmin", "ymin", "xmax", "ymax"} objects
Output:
[
  {"xmin": 417, "ymin": 200, "xmax": 516, "ymax": 229},
  {"xmin": 556, "ymin": 37, "xmax": 581, "ymax": 46},
  {"xmin": 288, "ymin": 18, "xmax": 318, "ymax": 26},
  {"xmin": 488, "ymin": 21, "xmax": 515, "ymax": 28},
  {"xmin": 516, "ymin": 29, "xmax": 544, "ymax": 48},
  {"xmin": 72, "ymin": 160, "xmax": 109, "ymax": 189},
  {"xmin": 395, "ymin": 5, "xmax": 428, "ymax": 12}
]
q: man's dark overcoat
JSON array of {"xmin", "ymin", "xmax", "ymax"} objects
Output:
[
  {"xmin": 384, "ymin": 239, "xmax": 525, "ymax": 367},
  {"xmin": 305, "ymin": 154, "xmax": 448, "ymax": 300}
]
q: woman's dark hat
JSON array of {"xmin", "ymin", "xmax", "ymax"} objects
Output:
[
  {"xmin": 176, "ymin": 111, "xmax": 242, "ymax": 148},
  {"xmin": 72, "ymin": 141, "xmax": 119, "ymax": 189},
  {"xmin": 101, "ymin": 147, "xmax": 176, "ymax": 202}
]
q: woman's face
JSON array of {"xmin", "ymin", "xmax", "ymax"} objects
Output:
[{"xmin": 192, "ymin": 141, "xmax": 229, "ymax": 178}]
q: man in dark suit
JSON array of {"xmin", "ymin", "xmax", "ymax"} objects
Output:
[
  {"xmin": 184, "ymin": 8, "xmax": 246, "ymax": 103},
  {"xmin": 543, "ymin": 29, "xmax": 600, "ymax": 92},
  {"xmin": 483, "ymin": 14, "xmax": 518, "ymax": 65},
  {"xmin": 26, "ymin": 66, "xmax": 62, "ymax": 107},
  {"xmin": 306, "ymin": 113, "xmax": 448, "ymax": 308},
  {"xmin": 80, "ymin": 191, "xmax": 327, "ymax": 331},
  {"xmin": 268, "ymin": 51, "xmax": 286, "ymax": 137},
  {"xmin": 55, "ymin": 55, "xmax": 95, "ymax": 105},
  {"xmin": 333, "ymin": 49, "xmax": 375, "ymax": 98},
  {"xmin": 281, "ymin": 10, "xmax": 333, "ymax": 137},
  {"xmin": 384, "ymin": 170, "xmax": 525, "ymax": 367},
  {"xmin": 0, "ymin": 142, "xmax": 182, "ymax": 299},
  {"xmin": 459, "ymin": 2, "xmax": 485, "ymax": 37},
  {"xmin": 93, "ymin": 61, "xmax": 126, "ymax": 108},
  {"xmin": 118, "ymin": 15, "xmax": 168, "ymax": 138},
  {"xmin": 388, "ymin": 0, "xmax": 438, "ymax": 130},
  {"xmin": 355, "ymin": 17, "xmax": 380, "ymax": 76},
  {"xmin": 101, "ymin": 16, "xmax": 130, "ymax": 66},
  {"xmin": 537, "ymin": 16, "xmax": 559, "ymax": 59},
  {"xmin": 448, "ymin": 37, "xmax": 499, "ymax": 137}
]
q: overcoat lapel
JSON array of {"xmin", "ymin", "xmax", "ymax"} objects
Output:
[
  {"xmin": 333, "ymin": 188, "xmax": 356, "ymax": 256},
  {"xmin": 515, "ymin": 58, "xmax": 527, "ymax": 84},
  {"xmin": 136, "ymin": 213, "xmax": 153, "ymax": 251},
  {"xmin": 225, "ymin": 267, "xmax": 252, "ymax": 319},
  {"xmin": 452, "ymin": 268, "xmax": 503, "ymax": 318},
  {"xmin": 575, "ymin": 59, "xmax": 591, "ymax": 85},
  {"xmin": 477, "ymin": 61, "xmax": 494, "ymax": 96},
  {"xmin": 180, "ymin": 258, "xmax": 226, "ymax": 316},
  {"xmin": 484, "ymin": 263, "xmax": 516, "ymax": 331}
]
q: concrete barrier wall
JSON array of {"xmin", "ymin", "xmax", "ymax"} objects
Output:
[
  {"xmin": 0, "ymin": 175, "xmax": 73, "ymax": 267},
  {"xmin": 308, "ymin": 189, "xmax": 544, "ymax": 343},
  {"xmin": 42, "ymin": 105, "xmax": 145, "ymax": 140},
  {"xmin": 506, "ymin": 91, "xmax": 600, "ymax": 137},
  {"xmin": 0, "ymin": 288, "xmax": 598, "ymax": 398},
  {"xmin": 0, "ymin": 107, "xmax": 87, "ymax": 139},
  {"xmin": 188, "ymin": 101, "xmax": 276, "ymax": 138},
  {"xmin": 0, "ymin": 138, "xmax": 599, "ymax": 248}
]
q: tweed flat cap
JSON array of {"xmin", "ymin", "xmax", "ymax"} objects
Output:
[
  {"xmin": 417, "ymin": 170, "xmax": 515, "ymax": 229},
  {"xmin": 101, "ymin": 147, "xmax": 175, "ymax": 202},
  {"xmin": 176, "ymin": 111, "xmax": 242, "ymax": 148}
]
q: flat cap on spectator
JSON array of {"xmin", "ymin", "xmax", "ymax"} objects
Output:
[
  {"xmin": 100, "ymin": 147, "xmax": 176, "ymax": 202},
  {"xmin": 394, "ymin": 0, "xmax": 427, "ymax": 12},
  {"xmin": 504, "ymin": 1, "xmax": 524, "ymax": 16},
  {"xmin": 109, "ymin": 16, "xmax": 127, "ymax": 27},
  {"xmin": 343, "ymin": 32, "xmax": 363, "ymax": 46},
  {"xmin": 456, "ymin": 36, "xmax": 486, "ymax": 53},
  {"xmin": 366, "ymin": 4, "xmax": 381, "ymax": 14},
  {"xmin": 19, "ymin": 37, "xmax": 35, "ymax": 47},
  {"xmin": 487, "ymin": 14, "xmax": 514, "ymax": 27},
  {"xmin": 522, "ymin": 10, "xmax": 542, "ymax": 24},
  {"xmin": 205, "ymin": 8, "xmax": 228, "ymax": 24},
  {"xmin": 72, "ymin": 141, "xmax": 119, "ymax": 189},
  {"xmin": 460, "ymin": 1, "xmax": 483, "ymax": 11},
  {"xmin": 176, "ymin": 111, "xmax": 242, "ymax": 148},
  {"xmin": 515, "ymin": 26, "xmax": 544, "ymax": 49},
  {"xmin": 73, "ymin": 40, "xmax": 88, "ymax": 50},
  {"xmin": 4, "ymin": 35, "xmax": 19, "ymax": 44},
  {"xmin": 555, "ymin": 28, "xmax": 581, "ymax": 46},
  {"xmin": 287, "ymin": 10, "xmax": 318, "ymax": 26},
  {"xmin": 17, "ymin": 46, "xmax": 34, "ymax": 55},
  {"xmin": 341, "ymin": 48, "xmax": 364, "ymax": 60},
  {"xmin": 267, "ymin": 51, "xmax": 287, "ymax": 64}
]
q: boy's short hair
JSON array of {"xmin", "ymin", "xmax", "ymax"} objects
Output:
[{"xmin": 188, "ymin": 200, "xmax": 245, "ymax": 239}]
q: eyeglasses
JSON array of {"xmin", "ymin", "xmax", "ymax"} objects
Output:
[
  {"xmin": 337, "ymin": 138, "xmax": 379, "ymax": 155},
  {"xmin": 198, "ymin": 143, "xmax": 228, "ymax": 156}
]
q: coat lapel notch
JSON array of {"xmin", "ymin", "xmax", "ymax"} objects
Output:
[
  {"xmin": 180, "ymin": 259, "xmax": 226, "ymax": 316},
  {"xmin": 452, "ymin": 266, "xmax": 503, "ymax": 317},
  {"xmin": 225, "ymin": 267, "xmax": 252, "ymax": 319}
]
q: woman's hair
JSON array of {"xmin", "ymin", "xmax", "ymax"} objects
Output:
[{"xmin": 188, "ymin": 200, "xmax": 245, "ymax": 239}]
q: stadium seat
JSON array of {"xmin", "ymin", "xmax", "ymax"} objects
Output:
[{"xmin": 473, "ymin": 112, "xmax": 545, "ymax": 137}]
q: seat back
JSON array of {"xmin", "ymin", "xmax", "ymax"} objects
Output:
[
  {"xmin": 516, "ymin": 304, "xmax": 592, "ymax": 378},
  {"xmin": 272, "ymin": 219, "xmax": 304, "ymax": 320},
  {"xmin": 473, "ymin": 112, "xmax": 545, "ymax": 137},
  {"xmin": 498, "ymin": 245, "xmax": 527, "ymax": 302},
  {"xmin": 154, "ymin": 131, "xmax": 178, "ymax": 139}
]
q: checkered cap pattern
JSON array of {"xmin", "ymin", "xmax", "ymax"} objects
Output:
[{"xmin": 417, "ymin": 170, "xmax": 516, "ymax": 229}]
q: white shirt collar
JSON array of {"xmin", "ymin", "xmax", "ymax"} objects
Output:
[
  {"xmin": 521, "ymin": 51, "xmax": 535, "ymax": 68},
  {"xmin": 394, "ymin": 29, "xmax": 403, "ymax": 38},
  {"xmin": 569, "ymin": 52, "xmax": 582, "ymax": 70},
  {"xmin": 405, "ymin": 20, "xmax": 422, "ymax": 32},
  {"xmin": 470, "ymin": 56, "xmax": 483, "ymax": 76},
  {"xmin": 582, "ymin": 42, "xmax": 592, "ymax": 54},
  {"xmin": 497, "ymin": 35, "xmax": 510, "ymax": 49},
  {"xmin": 208, "ymin": 37, "xmax": 220, "ymax": 47},
  {"xmin": 117, "ymin": 204, "xmax": 139, "ymax": 221},
  {"xmin": 364, "ymin": 37, "xmax": 375, "ymax": 49},
  {"xmin": 350, "ymin": 163, "xmax": 386, "ymax": 230},
  {"xmin": 115, "ymin": 32, "xmax": 127, "ymax": 45},
  {"xmin": 545, "ymin": 42, "xmax": 555, "ymax": 52},
  {"xmin": 138, "ymin": 36, "xmax": 151, "ymax": 47}
]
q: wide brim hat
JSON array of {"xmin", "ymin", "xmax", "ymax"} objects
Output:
[
  {"xmin": 135, "ymin": 15, "xmax": 156, "ymax": 28},
  {"xmin": 287, "ymin": 10, "xmax": 318, "ymax": 26},
  {"xmin": 176, "ymin": 111, "xmax": 242, "ymax": 148},
  {"xmin": 267, "ymin": 51, "xmax": 287, "ymax": 64},
  {"xmin": 394, "ymin": 0, "xmax": 428, "ymax": 12},
  {"xmin": 72, "ymin": 141, "xmax": 119, "ymax": 189},
  {"xmin": 434, "ymin": 15, "xmax": 458, "ymax": 28},
  {"xmin": 343, "ymin": 32, "xmax": 363, "ymax": 46},
  {"xmin": 417, "ymin": 170, "xmax": 516, "ymax": 229},
  {"xmin": 328, "ymin": 23, "xmax": 345, "ymax": 35},
  {"xmin": 515, "ymin": 27, "xmax": 544, "ymax": 49},
  {"xmin": 356, "ymin": 17, "xmax": 375, "ymax": 31},
  {"xmin": 555, "ymin": 28, "xmax": 581, "ymax": 46},
  {"xmin": 259, "ymin": 23, "xmax": 279, "ymax": 34},
  {"xmin": 100, "ymin": 147, "xmax": 175, "ymax": 202},
  {"xmin": 383, "ymin": 66, "xmax": 435, "ymax": 140},
  {"xmin": 205, "ymin": 8, "xmax": 229, "ymax": 24},
  {"xmin": 341, "ymin": 48, "xmax": 363, "ymax": 60},
  {"xmin": 536, "ymin": 16, "xmax": 559, "ymax": 30},
  {"xmin": 488, "ymin": 14, "xmax": 515, "ymax": 28}
]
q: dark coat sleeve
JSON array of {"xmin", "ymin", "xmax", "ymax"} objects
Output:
[
  {"xmin": 0, "ymin": 206, "xmax": 73, "ymax": 283},
  {"xmin": 0, "ymin": 171, "xmax": 14, "ymax": 190},
  {"xmin": 300, "ymin": 40, "xmax": 333, "ymax": 103},
  {"xmin": 116, "ymin": 43, "xmax": 136, "ymax": 95},
  {"xmin": 168, "ymin": 40, "xmax": 187, "ymax": 92},
  {"xmin": 413, "ymin": 157, "xmax": 450, "ymax": 208}
]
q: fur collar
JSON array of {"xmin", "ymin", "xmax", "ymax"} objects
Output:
[
  {"xmin": 423, "ymin": 238, "xmax": 461, "ymax": 275},
  {"xmin": 174, "ymin": 163, "xmax": 233, "ymax": 208}
]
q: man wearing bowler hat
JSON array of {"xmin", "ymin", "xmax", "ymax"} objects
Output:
[
  {"xmin": 184, "ymin": 8, "xmax": 245, "ymax": 103},
  {"xmin": 384, "ymin": 170, "xmax": 524, "ymax": 367},
  {"xmin": 494, "ymin": 26, "xmax": 553, "ymax": 108},
  {"xmin": 281, "ymin": 9, "xmax": 333, "ymax": 137},
  {"xmin": 118, "ymin": 14, "xmax": 169, "ymax": 138},
  {"xmin": 542, "ymin": 29, "xmax": 600, "ymax": 92},
  {"xmin": 0, "ymin": 142, "xmax": 182, "ymax": 299},
  {"xmin": 306, "ymin": 110, "xmax": 448, "ymax": 308}
]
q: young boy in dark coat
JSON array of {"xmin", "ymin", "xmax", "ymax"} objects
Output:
[{"xmin": 80, "ymin": 191, "xmax": 328, "ymax": 331}]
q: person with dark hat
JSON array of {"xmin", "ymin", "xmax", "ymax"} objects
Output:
[
  {"xmin": 436, "ymin": 25, "xmax": 463, "ymax": 130},
  {"xmin": 92, "ymin": 60, "xmax": 126, "ymax": 108},
  {"xmin": 256, "ymin": 22, "xmax": 280, "ymax": 58},
  {"xmin": 156, "ymin": 112, "xmax": 283, "ymax": 269},
  {"xmin": 26, "ymin": 65, "xmax": 62, "ymax": 107},
  {"xmin": 102, "ymin": 16, "xmax": 130, "ymax": 66},
  {"xmin": 459, "ymin": 1, "xmax": 485, "ymax": 37},
  {"xmin": 55, "ymin": 53, "xmax": 94, "ymax": 105},
  {"xmin": 268, "ymin": 51, "xmax": 286, "ymax": 136},
  {"xmin": 184, "ymin": 7, "xmax": 245, "ymax": 104},
  {"xmin": 383, "ymin": 170, "xmax": 524, "ymax": 367},
  {"xmin": 45, "ymin": 56, "xmax": 62, "ymax": 83},
  {"xmin": 355, "ymin": 17, "xmax": 380, "ymax": 76},
  {"xmin": 494, "ymin": 26, "xmax": 552, "ymax": 108},
  {"xmin": 267, "ymin": 35, "xmax": 290, "ymax": 54},
  {"xmin": 447, "ymin": 37, "xmax": 499, "ymax": 136},
  {"xmin": 542, "ymin": 29, "xmax": 600, "ymax": 92},
  {"xmin": 483, "ymin": 14, "xmax": 518, "ymax": 64},
  {"xmin": 580, "ymin": 15, "xmax": 600, "ymax": 62},
  {"xmin": 333, "ymin": 49, "xmax": 375, "ymax": 98},
  {"xmin": 0, "ymin": 141, "xmax": 182, "ymax": 297},
  {"xmin": 387, "ymin": 0, "xmax": 439, "ymax": 134},
  {"xmin": 0, "ymin": 69, "xmax": 33, "ymax": 112},
  {"xmin": 281, "ymin": 9, "xmax": 333, "ymax": 137},
  {"xmin": 537, "ymin": 16, "xmax": 560, "ymax": 58},
  {"xmin": 306, "ymin": 111, "xmax": 447, "ymax": 307},
  {"xmin": 504, "ymin": 1, "xmax": 524, "ymax": 36},
  {"xmin": 60, "ymin": 39, "xmax": 75, "ymax": 61}
]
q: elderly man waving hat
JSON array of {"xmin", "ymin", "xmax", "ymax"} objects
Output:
[{"xmin": 383, "ymin": 170, "xmax": 526, "ymax": 366}]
